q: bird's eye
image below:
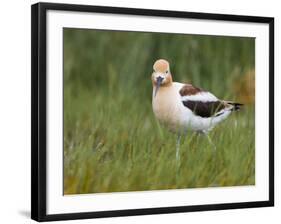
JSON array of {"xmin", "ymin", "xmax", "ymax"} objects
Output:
[{"xmin": 166, "ymin": 70, "xmax": 169, "ymax": 74}]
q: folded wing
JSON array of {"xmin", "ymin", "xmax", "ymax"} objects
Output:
[{"xmin": 179, "ymin": 84, "xmax": 231, "ymax": 118}]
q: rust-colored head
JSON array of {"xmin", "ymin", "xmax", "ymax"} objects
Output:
[{"xmin": 151, "ymin": 59, "xmax": 173, "ymax": 97}]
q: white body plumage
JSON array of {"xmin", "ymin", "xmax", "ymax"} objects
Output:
[{"xmin": 152, "ymin": 82, "xmax": 232, "ymax": 133}]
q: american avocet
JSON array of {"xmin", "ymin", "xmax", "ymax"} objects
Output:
[{"xmin": 151, "ymin": 59, "xmax": 243, "ymax": 161}]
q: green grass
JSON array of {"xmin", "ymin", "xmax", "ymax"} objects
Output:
[{"xmin": 63, "ymin": 28, "xmax": 255, "ymax": 194}]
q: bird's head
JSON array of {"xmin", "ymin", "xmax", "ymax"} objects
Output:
[{"xmin": 151, "ymin": 59, "xmax": 173, "ymax": 97}]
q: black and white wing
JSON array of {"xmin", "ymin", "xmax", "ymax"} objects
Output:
[{"xmin": 179, "ymin": 84, "xmax": 241, "ymax": 118}]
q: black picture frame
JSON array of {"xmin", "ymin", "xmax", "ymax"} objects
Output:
[{"xmin": 31, "ymin": 2, "xmax": 274, "ymax": 222}]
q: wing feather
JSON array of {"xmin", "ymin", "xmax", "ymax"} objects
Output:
[{"xmin": 179, "ymin": 84, "xmax": 226, "ymax": 117}]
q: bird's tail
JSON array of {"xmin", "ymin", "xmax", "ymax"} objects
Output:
[{"xmin": 227, "ymin": 102, "xmax": 244, "ymax": 111}]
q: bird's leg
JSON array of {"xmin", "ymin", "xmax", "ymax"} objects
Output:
[
  {"xmin": 176, "ymin": 133, "xmax": 181, "ymax": 162},
  {"xmin": 204, "ymin": 132, "xmax": 216, "ymax": 151}
]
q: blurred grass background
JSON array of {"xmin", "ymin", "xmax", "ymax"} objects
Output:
[{"xmin": 63, "ymin": 28, "xmax": 255, "ymax": 194}]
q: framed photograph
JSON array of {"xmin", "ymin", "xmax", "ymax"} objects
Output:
[{"xmin": 31, "ymin": 2, "xmax": 274, "ymax": 222}]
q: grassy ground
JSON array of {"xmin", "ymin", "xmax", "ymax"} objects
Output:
[{"xmin": 63, "ymin": 29, "xmax": 255, "ymax": 194}]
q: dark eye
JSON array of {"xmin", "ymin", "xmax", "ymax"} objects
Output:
[{"xmin": 166, "ymin": 70, "xmax": 169, "ymax": 74}]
